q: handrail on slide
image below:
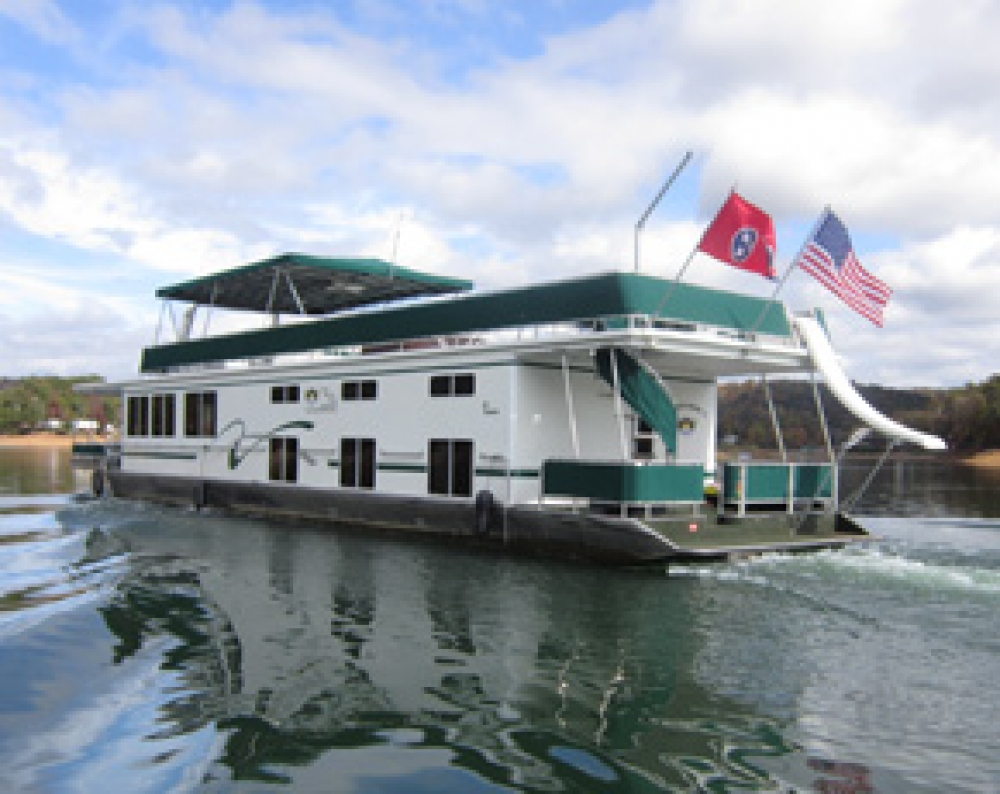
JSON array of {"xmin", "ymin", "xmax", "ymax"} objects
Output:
[{"xmin": 792, "ymin": 315, "xmax": 946, "ymax": 451}]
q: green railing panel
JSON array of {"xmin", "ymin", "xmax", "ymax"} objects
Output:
[
  {"xmin": 543, "ymin": 460, "xmax": 703, "ymax": 503},
  {"xmin": 723, "ymin": 462, "xmax": 834, "ymax": 502},
  {"xmin": 794, "ymin": 464, "xmax": 833, "ymax": 499},
  {"xmin": 746, "ymin": 464, "xmax": 790, "ymax": 500}
]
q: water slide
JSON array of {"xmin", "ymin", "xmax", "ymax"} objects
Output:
[{"xmin": 792, "ymin": 315, "xmax": 947, "ymax": 451}]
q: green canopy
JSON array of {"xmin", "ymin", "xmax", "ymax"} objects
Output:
[
  {"xmin": 596, "ymin": 348, "xmax": 677, "ymax": 454},
  {"xmin": 155, "ymin": 253, "xmax": 473, "ymax": 316}
]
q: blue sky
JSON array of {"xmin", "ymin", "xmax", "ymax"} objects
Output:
[{"xmin": 2, "ymin": 0, "xmax": 1000, "ymax": 386}]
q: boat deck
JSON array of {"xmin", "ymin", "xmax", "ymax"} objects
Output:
[{"xmin": 642, "ymin": 510, "xmax": 870, "ymax": 559}]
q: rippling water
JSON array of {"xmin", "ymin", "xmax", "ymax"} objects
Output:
[{"xmin": 0, "ymin": 449, "xmax": 998, "ymax": 792}]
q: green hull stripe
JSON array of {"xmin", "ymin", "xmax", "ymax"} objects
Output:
[
  {"xmin": 326, "ymin": 461, "xmax": 538, "ymax": 479},
  {"xmin": 122, "ymin": 450, "xmax": 199, "ymax": 460},
  {"xmin": 475, "ymin": 468, "xmax": 539, "ymax": 479},
  {"xmin": 379, "ymin": 463, "xmax": 426, "ymax": 473}
]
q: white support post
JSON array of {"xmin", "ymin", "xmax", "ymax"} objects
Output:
[
  {"xmin": 738, "ymin": 464, "xmax": 747, "ymax": 518},
  {"xmin": 166, "ymin": 302, "xmax": 180, "ymax": 340},
  {"xmin": 154, "ymin": 300, "xmax": 167, "ymax": 345},
  {"xmin": 266, "ymin": 268, "xmax": 281, "ymax": 327},
  {"xmin": 609, "ymin": 349, "xmax": 630, "ymax": 461},
  {"xmin": 811, "ymin": 370, "xmax": 835, "ymax": 464},
  {"xmin": 283, "ymin": 269, "xmax": 307, "ymax": 315},
  {"xmin": 561, "ymin": 355, "xmax": 580, "ymax": 460},
  {"xmin": 202, "ymin": 282, "xmax": 218, "ymax": 337},
  {"xmin": 762, "ymin": 375, "xmax": 787, "ymax": 462}
]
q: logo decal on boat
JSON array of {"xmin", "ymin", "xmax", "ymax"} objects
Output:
[
  {"xmin": 218, "ymin": 419, "xmax": 316, "ymax": 469},
  {"xmin": 304, "ymin": 387, "xmax": 337, "ymax": 413}
]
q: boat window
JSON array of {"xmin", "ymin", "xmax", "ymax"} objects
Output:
[
  {"xmin": 633, "ymin": 416, "xmax": 655, "ymax": 460},
  {"xmin": 428, "ymin": 439, "xmax": 473, "ymax": 497},
  {"xmin": 151, "ymin": 393, "xmax": 176, "ymax": 437},
  {"xmin": 270, "ymin": 385, "xmax": 300, "ymax": 404},
  {"xmin": 633, "ymin": 437, "xmax": 654, "ymax": 459},
  {"xmin": 269, "ymin": 437, "xmax": 298, "ymax": 482},
  {"xmin": 429, "ymin": 374, "xmax": 476, "ymax": 397},
  {"xmin": 340, "ymin": 438, "xmax": 376, "ymax": 489},
  {"xmin": 430, "ymin": 375, "xmax": 450, "ymax": 397},
  {"xmin": 184, "ymin": 391, "xmax": 217, "ymax": 438},
  {"xmin": 342, "ymin": 380, "xmax": 377, "ymax": 401},
  {"xmin": 126, "ymin": 395, "xmax": 150, "ymax": 437}
]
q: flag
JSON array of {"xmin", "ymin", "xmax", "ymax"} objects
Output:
[
  {"xmin": 697, "ymin": 191, "xmax": 777, "ymax": 279},
  {"xmin": 795, "ymin": 209, "xmax": 891, "ymax": 327}
]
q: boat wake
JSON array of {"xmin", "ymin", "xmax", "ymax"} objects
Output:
[
  {"xmin": 674, "ymin": 542, "xmax": 1000, "ymax": 599},
  {"xmin": 0, "ymin": 496, "xmax": 128, "ymax": 641}
]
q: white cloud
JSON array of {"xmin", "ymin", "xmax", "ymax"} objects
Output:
[
  {"xmin": 2, "ymin": 0, "xmax": 1000, "ymax": 386},
  {"xmin": 0, "ymin": 142, "xmax": 263, "ymax": 276},
  {"xmin": 0, "ymin": 0, "xmax": 78, "ymax": 44}
]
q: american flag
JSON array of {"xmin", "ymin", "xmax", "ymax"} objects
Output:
[{"xmin": 795, "ymin": 209, "xmax": 892, "ymax": 326}]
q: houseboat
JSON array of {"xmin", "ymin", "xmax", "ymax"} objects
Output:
[{"xmin": 78, "ymin": 253, "xmax": 945, "ymax": 564}]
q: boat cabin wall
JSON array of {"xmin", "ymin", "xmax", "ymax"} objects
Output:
[
  {"xmin": 672, "ymin": 380, "xmax": 717, "ymax": 484},
  {"xmin": 118, "ymin": 360, "xmax": 514, "ymax": 501},
  {"xmin": 117, "ymin": 354, "xmax": 719, "ymax": 506},
  {"xmin": 512, "ymin": 364, "xmax": 717, "ymax": 488}
]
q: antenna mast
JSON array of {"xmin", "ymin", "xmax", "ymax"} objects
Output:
[{"xmin": 634, "ymin": 150, "xmax": 693, "ymax": 273}]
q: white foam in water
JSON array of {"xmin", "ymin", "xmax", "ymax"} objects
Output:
[
  {"xmin": 669, "ymin": 564, "xmax": 775, "ymax": 589},
  {"xmin": 674, "ymin": 542, "xmax": 1000, "ymax": 600},
  {"xmin": 758, "ymin": 546, "xmax": 1000, "ymax": 595}
]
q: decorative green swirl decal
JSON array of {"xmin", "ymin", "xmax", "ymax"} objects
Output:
[{"xmin": 218, "ymin": 419, "xmax": 316, "ymax": 470}]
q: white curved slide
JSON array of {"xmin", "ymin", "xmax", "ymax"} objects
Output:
[{"xmin": 793, "ymin": 315, "xmax": 947, "ymax": 451}]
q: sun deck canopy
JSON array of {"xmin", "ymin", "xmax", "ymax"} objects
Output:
[
  {"xmin": 140, "ymin": 271, "xmax": 796, "ymax": 373},
  {"xmin": 155, "ymin": 253, "xmax": 474, "ymax": 316}
]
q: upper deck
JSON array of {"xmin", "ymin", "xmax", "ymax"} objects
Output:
[{"xmin": 140, "ymin": 262, "xmax": 810, "ymax": 380}]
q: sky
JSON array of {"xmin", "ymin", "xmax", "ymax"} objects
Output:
[{"xmin": 1, "ymin": 0, "xmax": 999, "ymax": 387}]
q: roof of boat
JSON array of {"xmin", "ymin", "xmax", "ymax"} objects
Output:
[
  {"xmin": 140, "ymin": 270, "xmax": 795, "ymax": 373},
  {"xmin": 155, "ymin": 253, "xmax": 474, "ymax": 315}
]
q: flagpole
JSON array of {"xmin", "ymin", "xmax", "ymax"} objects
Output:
[
  {"xmin": 745, "ymin": 206, "xmax": 829, "ymax": 337},
  {"xmin": 653, "ymin": 188, "xmax": 734, "ymax": 319},
  {"xmin": 634, "ymin": 151, "xmax": 693, "ymax": 273}
]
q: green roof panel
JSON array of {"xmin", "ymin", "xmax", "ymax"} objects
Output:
[
  {"xmin": 141, "ymin": 271, "xmax": 793, "ymax": 372},
  {"xmin": 155, "ymin": 253, "xmax": 474, "ymax": 315}
]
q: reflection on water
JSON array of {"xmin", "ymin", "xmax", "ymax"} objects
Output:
[
  {"xmin": 844, "ymin": 457, "xmax": 1000, "ymax": 518},
  {"xmin": 77, "ymin": 505, "xmax": 765, "ymax": 790},
  {"xmin": 0, "ymin": 450, "xmax": 998, "ymax": 792},
  {"xmin": 0, "ymin": 446, "xmax": 87, "ymax": 496}
]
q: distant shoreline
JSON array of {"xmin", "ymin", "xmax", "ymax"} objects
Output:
[
  {"xmin": 0, "ymin": 434, "xmax": 114, "ymax": 449},
  {"xmin": 960, "ymin": 449, "xmax": 1000, "ymax": 468}
]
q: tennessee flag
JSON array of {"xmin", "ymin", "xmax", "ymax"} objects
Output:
[{"xmin": 697, "ymin": 192, "xmax": 776, "ymax": 279}]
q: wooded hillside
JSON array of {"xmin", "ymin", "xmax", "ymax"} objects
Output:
[
  {"xmin": 718, "ymin": 375, "xmax": 1000, "ymax": 453},
  {"xmin": 0, "ymin": 376, "xmax": 118, "ymax": 433}
]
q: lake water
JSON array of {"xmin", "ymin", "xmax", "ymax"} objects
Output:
[{"xmin": 1, "ymin": 447, "xmax": 998, "ymax": 792}]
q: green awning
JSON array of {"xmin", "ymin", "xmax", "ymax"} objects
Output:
[
  {"xmin": 141, "ymin": 272, "xmax": 794, "ymax": 373},
  {"xmin": 155, "ymin": 253, "xmax": 473, "ymax": 316},
  {"xmin": 596, "ymin": 348, "xmax": 677, "ymax": 454}
]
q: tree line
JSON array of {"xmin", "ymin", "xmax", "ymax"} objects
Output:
[
  {"xmin": 0, "ymin": 376, "xmax": 119, "ymax": 433},
  {"xmin": 717, "ymin": 375, "xmax": 1000, "ymax": 454}
]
